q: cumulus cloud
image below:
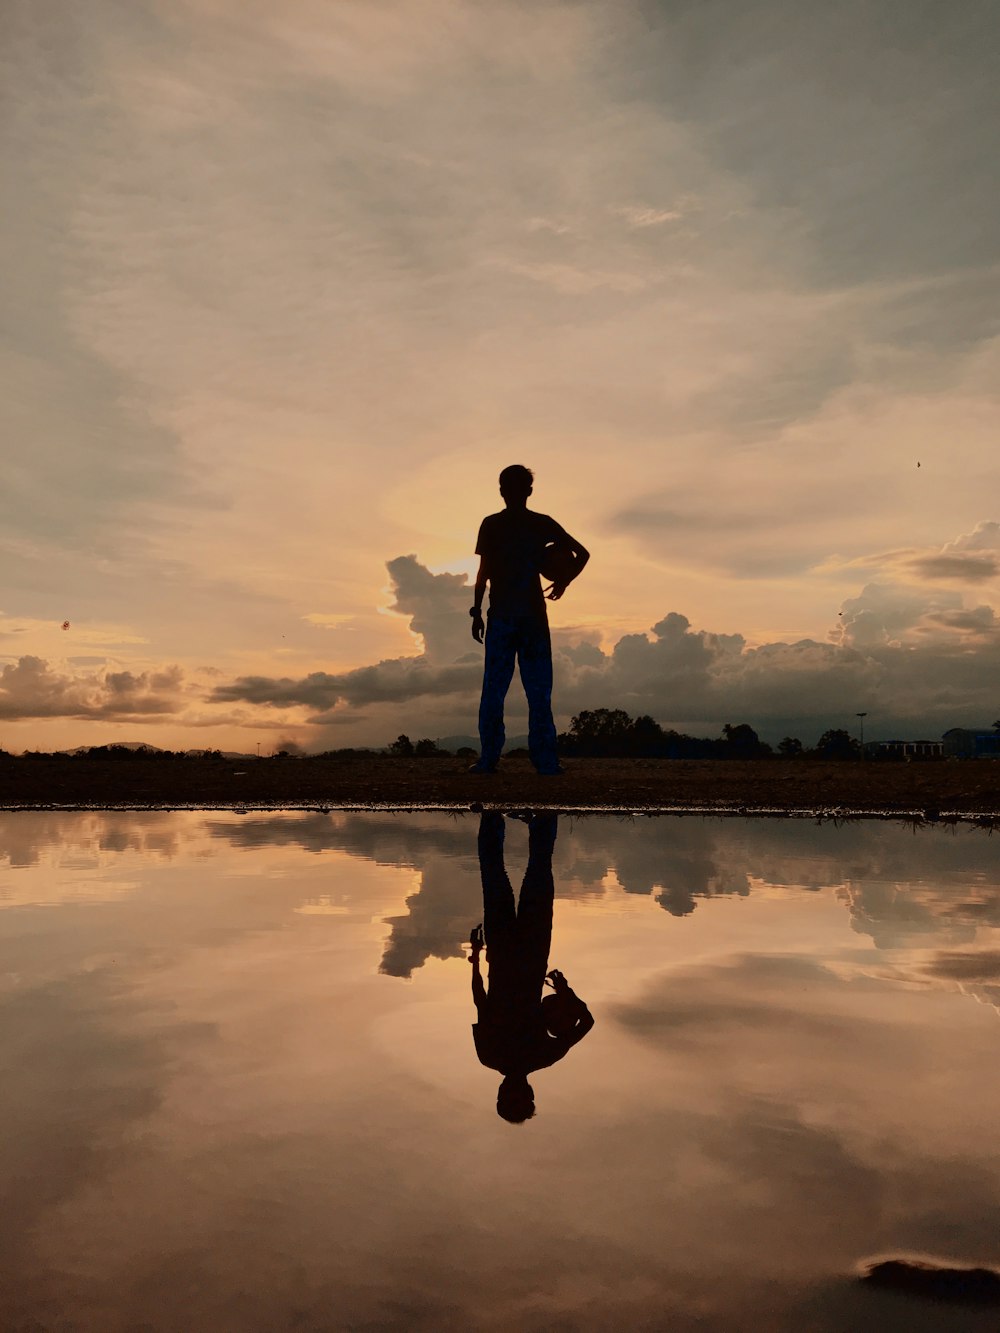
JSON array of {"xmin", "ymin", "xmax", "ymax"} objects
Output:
[
  {"xmin": 212, "ymin": 557, "xmax": 481, "ymax": 722},
  {"xmin": 211, "ymin": 545, "xmax": 1000, "ymax": 744},
  {"xmin": 946, "ymin": 520, "xmax": 1000, "ymax": 554},
  {"xmin": 0, "ymin": 657, "xmax": 184, "ymax": 721},
  {"xmin": 379, "ymin": 859, "xmax": 473, "ymax": 978},
  {"xmin": 384, "ymin": 556, "xmax": 472, "ymax": 663},
  {"xmin": 909, "ymin": 522, "xmax": 1000, "ymax": 583}
]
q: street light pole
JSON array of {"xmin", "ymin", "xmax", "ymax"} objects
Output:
[{"xmin": 856, "ymin": 712, "xmax": 867, "ymax": 759}]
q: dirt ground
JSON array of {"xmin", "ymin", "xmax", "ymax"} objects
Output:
[{"xmin": 2, "ymin": 755, "xmax": 999, "ymax": 816}]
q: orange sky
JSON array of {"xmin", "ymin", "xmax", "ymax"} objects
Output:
[{"xmin": 3, "ymin": 1, "xmax": 999, "ymax": 751}]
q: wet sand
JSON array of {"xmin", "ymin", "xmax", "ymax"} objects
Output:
[{"xmin": 2, "ymin": 755, "xmax": 998, "ymax": 816}]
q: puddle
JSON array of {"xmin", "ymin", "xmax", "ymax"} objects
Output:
[{"xmin": 1, "ymin": 810, "xmax": 999, "ymax": 1330}]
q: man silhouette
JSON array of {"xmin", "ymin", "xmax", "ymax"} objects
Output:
[
  {"xmin": 470, "ymin": 811, "xmax": 593, "ymax": 1122},
  {"xmin": 469, "ymin": 465, "xmax": 589, "ymax": 775}
]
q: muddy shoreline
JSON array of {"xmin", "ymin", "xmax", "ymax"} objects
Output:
[{"xmin": 2, "ymin": 755, "xmax": 998, "ymax": 819}]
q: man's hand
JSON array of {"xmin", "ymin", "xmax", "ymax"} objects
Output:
[
  {"xmin": 546, "ymin": 968, "xmax": 568, "ymax": 991},
  {"xmin": 470, "ymin": 923, "xmax": 484, "ymax": 954},
  {"xmin": 471, "ymin": 611, "xmax": 485, "ymax": 643},
  {"xmin": 544, "ymin": 582, "xmax": 567, "ymax": 601}
]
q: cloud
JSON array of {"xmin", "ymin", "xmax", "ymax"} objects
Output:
[
  {"xmin": 554, "ymin": 589, "xmax": 1000, "ymax": 739},
  {"xmin": 923, "ymin": 951, "xmax": 1000, "ymax": 982},
  {"xmin": 209, "ymin": 545, "xmax": 1000, "ymax": 744},
  {"xmin": 904, "ymin": 949, "xmax": 1000, "ymax": 1022},
  {"xmin": 491, "ymin": 258, "xmax": 650, "ymax": 295},
  {"xmin": 7, "ymin": 805, "xmax": 1000, "ymax": 1331},
  {"xmin": 384, "ymin": 555, "xmax": 472, "ymax": 663},
  {"xmin": 946, "ymin": 520, "xmax": 1000, "ymax": 553},
  {"xmin": 202, "ymin": 809, "xmax": 1000, "ymax": 984},
  {"xmin": 379, "ymin": 859, "xmax": 473, "ymax": 978},
  {"xmin": 909, "ymin": 554, "xmax": 999, "ymax": 582},
  {"xmin": 832, "ymin": 582, "xmax": 964, "ymax": 648},
  {"xmin": 609, "ymin": 467, "xmax": 892, "ymax": 580},
  {"xmin": 613, "ymin": 204, "xmax": 686, "ymax": 228},
  {"xmin": 822, "ymin": 522, "xmax": 1000, "ymax": 588},
  {"xmin": 6, "ymin": 0, "xmax": 1000, "ymax": 755},
  {"xmin": 0, "ymin": 657, "xmax": 185, "ymax": 721},
  {"xmin": 612, "ymin": 954, "xmax": 870, "ymax": 1047},
  {"xmin": 0, "ymin": 810, "xmax": 182, "ymax": 872},
  {"xmin": 634, "ymin": 0, "xmax": 1000, "ymax": 288},
  {"xmin": 212, "ymin": 557, "xmax": 481, "ymax": 721},
  {"xmin": 0, "ymin": 967, "xmax": 170, "ymax": 1291},
  {"xmin": 906, "ymin": 522, "xmax": 1000, "ymax": 583},
  {"xmin": 212, "ymin": 660, "xmax": 481, "ymax": 715}
]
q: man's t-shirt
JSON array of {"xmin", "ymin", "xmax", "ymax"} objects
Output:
[
  {"xmin": 472, "ymin": 1015, "xmax": 579, "ymax": 1076},
  {"xmin": 476, "ymin": 509, "xmax": 569, "ymax": 617}
]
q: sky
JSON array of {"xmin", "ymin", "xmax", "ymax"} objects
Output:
[{"xmin": 2, "ymin": 0, "xmax": 999, "ymax": 752}]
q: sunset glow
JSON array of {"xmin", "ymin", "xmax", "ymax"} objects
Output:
[{"xmin": 3, "ymin": 1, "xmax": 998, "ymax": 752}]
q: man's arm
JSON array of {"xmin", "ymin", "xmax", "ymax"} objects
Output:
[
  {"xmin": 567, "ymin": 1003, "xmax": 595, "ymax": 1043},
  {"xmin": 531, "ymin": 1005, "xmax": 595, "ymax": 1071},
  {"xmin": 546, "ymin": 532, "xmax": 590, "ymax": 602},
  {"xmin": 546, "ymin": 970, "xmax": 593, "ymax": 1039},
  {"xmin": 470, "ymin": 924, "xmax": 486, "ymax": 1012},
  {"xmin": 471, "ymin": 556, "xmax": 488, "ymax": 643}
]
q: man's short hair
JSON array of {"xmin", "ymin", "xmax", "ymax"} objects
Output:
[
  {"xmin": 499, "ymin": 464, "xmax": 533, "ymax": 495},
  {"xmin": 497, "ymin": 1079, "xmax": 536, "ymax": 1123}
]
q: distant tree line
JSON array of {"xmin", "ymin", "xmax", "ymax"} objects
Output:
[
  {"xmin": 12, "ymin": 744, "xmax": 387, "ymax": 761},
  {"xmin": 386, "ymin": 735, "xmax": 452, "ymax": 758},
  {"xmin": 14, "ymin": 745, "xmax": 376, "ymax": 761},
  {"xmin": 7, "ymin": 719, "xmax": 868, "ymax": 762},
  {"xmin": 17, "ymin": 745, "xmax": 205, "ymax": 760},
  {"xmin": 554, "ymin": 709, "xmax": 862, "ymax": 760}
]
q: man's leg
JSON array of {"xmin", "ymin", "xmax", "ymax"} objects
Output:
[
  {"xmin": 518, "ymin": 618, "xmax": 560, "ymax": 773},
  {"xmin": 478, "ymin": 812, "xmax": 517, "ymax": 1005},
  {"xmin": 515, "ymin": 814, "xmax": 557, "ymax": 997},
  {"xmin": 478, "ymin": 812, "xmax": 517, "ymax": 940},
  {"xmin": 478, "ymin": 615, "xmax": 517, "ymax": 770}
]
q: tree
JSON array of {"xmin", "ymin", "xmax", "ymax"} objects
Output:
[
  {"xmin": 388, "ymin": 734, "xmax": 414, "ymax": 757},
  {"xmin": 564, "ymin": 708, "xmax": 636, "ymax": 757},
  {"xmin": 814, "ymin": 728, "xmax": 860, "ymax": 760},
  {"xmin": 720, "ymin": 723, "xmax": 771, "ymax": 758},
  {"xmin": 631, "ymin": 714, "xmax": 668, "ymax": 757},
  {"xmin": 778, "ymin": 736, "xmax": 803, "ymax": 758},
  {"xmin": 414, "ymin": 738, "xmax": 444, "ymax": 757}
]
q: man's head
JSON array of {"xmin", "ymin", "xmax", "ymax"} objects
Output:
[
  {"xmin": 499, "ymin": 464, "xmax": 533, "ymax": 506},
  {"xmin": 497, "ymin": 1073, "xmax": 536, "ymax": 1123}
]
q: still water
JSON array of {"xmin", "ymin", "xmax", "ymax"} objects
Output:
[{"xmin": 2, "ymin": 810, "xmax": 1000, "ymax": 1331}]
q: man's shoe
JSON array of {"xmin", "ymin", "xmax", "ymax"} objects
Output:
[
  {"xmin": 535, "ymin": 765, "xmax": 564, "ymax": 776},
  {"xmin": 468, "ymin": 761, "xmax": 497, "ymax": 774}
]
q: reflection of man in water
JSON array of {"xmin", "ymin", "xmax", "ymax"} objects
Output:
[
  {"xmin": 469, "ymin": 464, "xmax": 589, "ymax": 775},
  {"xmin": 470, "ymin": 811, "xmax": 593, "ymax": 1122}
]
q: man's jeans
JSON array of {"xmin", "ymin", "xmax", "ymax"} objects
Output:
[{"xmin": 478, "ymin": 612, "xmax": 559, "ymax": 772}]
